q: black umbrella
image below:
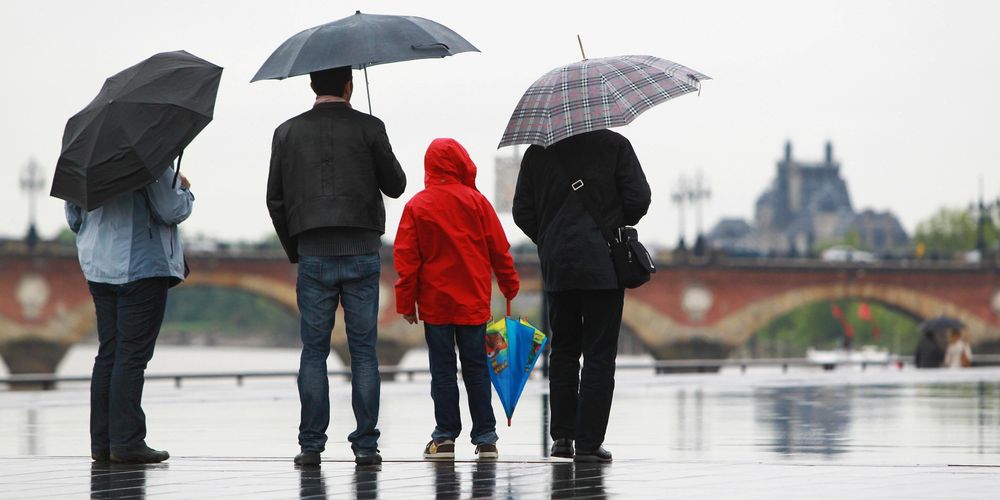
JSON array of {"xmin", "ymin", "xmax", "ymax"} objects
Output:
[
  {"xmin": 918, "ymin": 315, "xmax": 965, "ymax": 333},
  {"xmin": 51, "ymin": 50, "xmax": 223, "ymax": 210},
  {"xmin": 251, "ymin": 10, "xmax": 478, "ymax": 112}
]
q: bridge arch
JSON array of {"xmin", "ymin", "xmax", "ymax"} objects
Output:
[
  {"xmin": 619, "ymin": 283, "xmax": 1000, "ymax": 359},
  {"xmin": 182, "ymin": 271, "xmax": 422, "ymax": 367}
]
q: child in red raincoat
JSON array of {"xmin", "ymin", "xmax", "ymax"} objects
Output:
[{"xmin": 394, "ymin": 138, "xmax": 519, "ymax": 460}]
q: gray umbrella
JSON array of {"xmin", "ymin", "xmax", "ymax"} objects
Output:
[
  {"xmin": 918, "ymin": 315, "xmax": 965, "ymax": 333},
  {"xmin": 251, "ymin": 10, "xmax": 478, "ymax": 112}
]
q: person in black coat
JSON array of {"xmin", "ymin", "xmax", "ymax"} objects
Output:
[
  {"xmin": 512, "ymin": 129, "xmax": 651, "ymax": 462},
  {"xmin": 914, "ymin": 329, "xmax": 946, "ymax": 368},
  {"xmin": 267, "ymin": 66, "xmax": 406, "ymax": 467}
]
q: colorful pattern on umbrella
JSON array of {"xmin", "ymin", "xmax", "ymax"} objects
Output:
[
  {"xmin": 485, "ymin": 315, "xmax": 548, "ymax": 426},
  {"xmin": 499, "ymin": 55, "xmax": 710, "ymax": 148}
]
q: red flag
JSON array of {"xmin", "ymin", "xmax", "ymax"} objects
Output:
[
  {"xmin": 858, "ymin": 302, "xmax": 872, "ymax": 321},
  {"xmin": 831, "ymin": 303, "xmax": 843, "ymax": 319}
]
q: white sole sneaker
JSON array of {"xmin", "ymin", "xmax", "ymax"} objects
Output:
[{"xmin": 423, "ymin": 440, "xmax": 455, "ymax": 460}]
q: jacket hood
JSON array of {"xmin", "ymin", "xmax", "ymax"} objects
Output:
[{"xmin": 424, "ymin": 138, "xmax": 478, "ymax": 190}]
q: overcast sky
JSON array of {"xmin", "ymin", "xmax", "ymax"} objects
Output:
[{"xmin": 2, "ymin": 0, "xmax": 998, "ymax": 248}]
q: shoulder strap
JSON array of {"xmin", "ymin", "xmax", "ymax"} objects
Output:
[{"xmin": 549, "ymin": 151, "xmax": 617, "ymax": 243}]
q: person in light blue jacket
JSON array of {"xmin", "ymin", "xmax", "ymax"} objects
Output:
[{"xmin": 65, "ymin": 165, "xmax": 193, "ymax": 464}]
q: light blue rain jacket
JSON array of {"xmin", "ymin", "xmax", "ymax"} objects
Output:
[{"xmin": 65, "ymin": 167, "xmax": 194, "ymax": 285}]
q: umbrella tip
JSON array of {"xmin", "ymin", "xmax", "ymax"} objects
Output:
[{"xmin": 507, "ymin": 418, "xmax": 512, "ymax": 427}]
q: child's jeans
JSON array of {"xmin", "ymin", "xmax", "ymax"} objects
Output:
[{"xmin": 424, "ymin": 323, "xmax": 498, "ymax": 444}]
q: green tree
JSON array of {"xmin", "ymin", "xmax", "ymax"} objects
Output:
[
  {"xmin": 748, "ymin": 300, "xmax": 919, "ymax": 357},
  {"xmin": 55, "ymin": 228, "xmax": 76, "ymax": 246},
  {"xmin": 914, "ymin": 206, "xmax": 999, "ymax": 254}
]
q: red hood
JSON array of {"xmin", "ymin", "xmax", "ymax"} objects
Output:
[{"xmin": 424, "ymin": 138, "xmax": 478, "ymax": 190}]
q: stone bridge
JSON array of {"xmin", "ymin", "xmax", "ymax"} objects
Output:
[{"xmin": 1, "ymin": 246, "xmax": 999, "ymax": 374}]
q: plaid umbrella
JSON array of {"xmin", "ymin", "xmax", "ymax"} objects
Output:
[{"xmin": 499, "ymin": 55, "xmax": 709, "ymax": 148}]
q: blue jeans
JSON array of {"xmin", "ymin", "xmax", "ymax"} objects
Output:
[
  {"xmin": 296, "ymin": 253, "xmax": 381, "ymax": 454},
  {"xmin": 88, "ymin": 277, "xmax": 170, "ymax": 455},
  {"xmin": 425, "ymin": 323, "xmax": 498, "ymax": 445}
]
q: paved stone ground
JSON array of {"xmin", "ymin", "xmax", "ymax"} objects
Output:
[
  {"xmin": 2, "ymin": 368, "xmax": 999, "ymax": 498},
  {"xmin": 2, "ymin": 456, "xmax": 999, "ymax": 499}
]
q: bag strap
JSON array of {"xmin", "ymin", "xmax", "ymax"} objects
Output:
[{"xmin": 549, "ymin": 152, "xmax": 618, "ymax": 243}]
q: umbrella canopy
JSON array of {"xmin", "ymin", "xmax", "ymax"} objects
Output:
[
  {"xmin": 485, "ymin": 305, "xmax": 548, "ymax": 426},
  {"xmin": 499, "ymin": 55, "xmax": 710, "ymax": 148},
  {"xmin": 918, "ymin": 315, "xmax": 965, "ymax": 333},
  {"xmin": 250, "ymin": 10, "xmax": 479, "ymax": 82},
  {"xmin": 51, "ymin": 50, "xmax": 222, "ymax": 210}
]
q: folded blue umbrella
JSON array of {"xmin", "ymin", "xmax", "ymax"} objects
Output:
[{"xmin": 484, "ymin": 301, "xmax": 548, "ymax": 426}]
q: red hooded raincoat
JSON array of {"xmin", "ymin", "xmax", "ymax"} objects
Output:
[{"xmin": 394, "ymin": 138, "xmax": 519, "ymax": 325}]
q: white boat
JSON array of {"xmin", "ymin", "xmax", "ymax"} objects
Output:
[{"xmin": 806, "ymin": 345, "xmax": 891, "ymax": 365}]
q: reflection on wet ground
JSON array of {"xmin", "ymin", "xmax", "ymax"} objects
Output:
[{"xmin": 1, "ymin": 368, "xmax": 999, "ymax": 497}]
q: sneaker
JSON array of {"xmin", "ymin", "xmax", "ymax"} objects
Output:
[
  {"xmin": 423, "ymin": 439, "xmax": 455, "ymax": 460},
  {"xmin": 475, "ymin": 443, "xmax": 498, "ymax": 459},
  {"xmin": 574, "ymin": 446, "xmax": 612, "ymax": 463},
  {"xmin": 110, "ymin": 445, "xmax": 169, "ymax": 464},
  {"xmin": 550, "ymin": 438, "xmax": 574, "ymax": 459},
  {"xmin": 294, "ymin": 451, "xmax": 321, "ymax": 466}
]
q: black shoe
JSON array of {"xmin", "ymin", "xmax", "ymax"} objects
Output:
[
  {"xmin": 294, "ymin": 451, "xmax": 321, "ymax": 466},
  {"xmin": 574, "ymin": 446, "xmax": 612, "ymax": 463},
  {"xmin": 355, "ymin": 450, "xmax": 382, "ymax": 466},
  {"xmin": 475, "ymin": 443, "xmax": 499, "ymax": 459},
  {"xmin": 92, "ymin": 450, "xmax": 110, "ymax": 462},
  {"xmin": 550, "ymin": 438, "xmax": 574, "ymax": 459},
  {"xmin": 110, "ymin": 445, "xmax": 169, "ymax": 464}
]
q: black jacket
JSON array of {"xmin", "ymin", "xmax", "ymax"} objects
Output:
[
  {"xmin": 512, "ymin": 130, "xmax": 651, "ymax": 291},
  {"xmin": 914, "ymin": 331, "xmax": 946, "ymax": 368},
  {"xmin": 267, "ymin": 102, "xmax": 406, "ymax": 263}
]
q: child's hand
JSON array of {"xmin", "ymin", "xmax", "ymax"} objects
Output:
[{"xmin": 403, "ymin": 313, "xmax": 417, "ymax": 324}]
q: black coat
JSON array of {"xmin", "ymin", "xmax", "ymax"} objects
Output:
[
  {"xmin": 914, "ymin": 331, "xmax": 946, "ymax": 368},
  {"xmin": 267, "ymin": 102, "xmax": 406, "ymax": 263},
  {"xmin": 512, "ymin": 130, "xmax": 651, "ymax": 291}
]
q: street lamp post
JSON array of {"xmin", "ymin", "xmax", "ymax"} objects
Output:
[
  {"xmin": 671, "ymin": 175, "xmax": 688, "ymax": 251},
  {"xmin": 19, "ymin": 158, "xmax": 45, "ymax": 251},
  {"xmin": 688, "ymin": 170, "xmax": 712, "ymax": 255}
]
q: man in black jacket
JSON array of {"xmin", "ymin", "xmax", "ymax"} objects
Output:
[
  {"xmin": 512, "ymin": 129, "xmax": 651, "ymax": 463},
  {"xmin": 267, "ymin": 66, "xmax": 406, "ymax": 466}
]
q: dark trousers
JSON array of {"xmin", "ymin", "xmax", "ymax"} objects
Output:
[
  {"xmin": 88, "ymin": 277, "xmax": 170, "ymax": 454},
  {"xmin": 546, "ymin": 289, "xmax": 624, "ymax": 451},
  {"xmin": 296, "ymin": 254, "xmax": 382, "ymax": 454},
  {"xmin": 424, "ymin": 323, "xmax": 498, "ymax": 445}
]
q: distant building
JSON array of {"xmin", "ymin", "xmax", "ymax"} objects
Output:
[
  {"xmin": 709, "ymin": 141, "xmax": 910, "ymax": 256},
  {"xmin": 706, "ymin": 218, "xmax": 757, "ymax": 255},
  {"xmin": 494, "ymin": 147, "xmax": 522, "ymax": 213},
  {"xmin": 850, "ymin": 209, "xmax": 910, "ymax": 253}
]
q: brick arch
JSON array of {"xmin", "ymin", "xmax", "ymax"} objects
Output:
[
  {"xmin": 0, "ymin": 302, "xmax": 96, "ymax": 345},
  {"xmin": 182, "ymin": 271, "xmax": 425, "ymax": 367},
  {"xmin": 716, "ymin": 284, "xmax": 1000, "ymax": 348},
  {"xmin": 619, "ymin": 284, "xmax": 1000, "ymax": 358}
]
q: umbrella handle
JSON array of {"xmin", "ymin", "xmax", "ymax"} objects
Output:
[
  {"xmin": 506, "ymin": 299, "xmax": 511, "ymax": 318},
  {"xmin": 172, "ymin": 150, "xmax": 184, "ymax": 189}
]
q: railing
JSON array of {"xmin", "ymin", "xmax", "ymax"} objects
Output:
[{"xmin": 6, "ymin": 355, "xmax": 999, "ymax": 390}]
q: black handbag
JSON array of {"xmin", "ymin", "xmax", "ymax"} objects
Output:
[
  {"xmin": 553, "ymin": 161, "xmax": 655, "ymax": 289},
  {"xmin": 608, "ymin": 226, "xmax": 655, "ymax": 289}
]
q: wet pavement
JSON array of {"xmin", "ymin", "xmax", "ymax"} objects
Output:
[{"xmin": 2, "ymin": 366, "xmax": 999, "ymax": 498}]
